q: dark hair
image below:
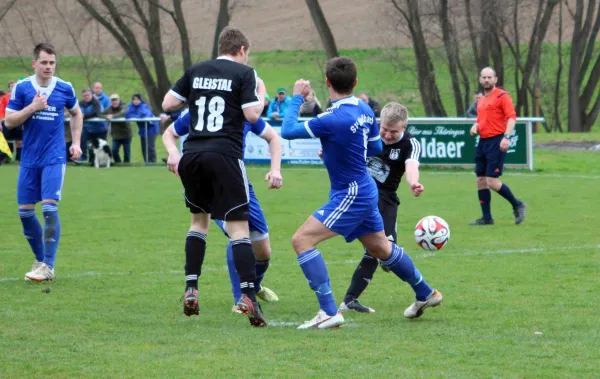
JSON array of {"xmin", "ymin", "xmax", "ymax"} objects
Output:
[
  {"xmin": 81, "ymin": 88, "xmax": 92, "ymax": 94},
  {"xmin": 218, "ymin": 27, "xmax": 250, "ymax": 56},
  {"xmin": 0, "ymin": 90, "xmax": 5, "ymax": 97},
  {"xmin": 8, "ymin": 80, "xmax": 15, "ymax": 88},
  {"xmin": 326, "ymin": 57, "xmax": 357, "ymax": 95},
  {"xmin": 132, "ymin": 93, "xmax": 143, "ymax": 102},
  {"xmin": 33, "ymin": 42, "xmax": 56, "ymax": 61}
]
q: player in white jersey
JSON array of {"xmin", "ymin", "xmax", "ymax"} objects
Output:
[{"xmin": 4, "ymin": 43, "xmax": 83, "ymax": 281}]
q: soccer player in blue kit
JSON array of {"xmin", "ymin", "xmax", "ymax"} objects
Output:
[
  {"xmin": 162, "ymin": 109, "xmax": 282, "ymax": 311},
  {"xmin": 282, "ymin": 57, "xmax": 442, "ymax": 329},
  {"xmin": 4, "ymin": 43, "xmax": 83, "ymax": 281}
]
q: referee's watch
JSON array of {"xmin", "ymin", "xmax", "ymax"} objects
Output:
[{"xmin": 504, "ymin": 134, "xmax": 512, "ymax": 139}]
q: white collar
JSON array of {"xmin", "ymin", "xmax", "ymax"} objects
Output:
[
  {"xmin": 30, "ymin": 75, "xmax": 57, "ymax": 98},
  {"xmin": 217, "ymin": 56, "xmax": 235, "ymax": 62},
  {"xmin": 331, "ymin": 95, "xmax": 359, "ymax": 108}
]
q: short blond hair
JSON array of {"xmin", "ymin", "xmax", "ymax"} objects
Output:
[{"xmin": 381, "ymin": 102, "xmax": 408, "ymax": 126}]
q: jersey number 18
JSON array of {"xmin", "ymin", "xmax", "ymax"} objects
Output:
[{"xmin": 195, "ymin": 96, "xmax": 225, "ymax": 132}]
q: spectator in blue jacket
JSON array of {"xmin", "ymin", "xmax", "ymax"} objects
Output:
[
  {"xmin": 79, "ymin": 88, "xmax": 106, "ymax": 163},
  {"xmin": 93, "ymin": 82, "xmax": 110, "ymax": 112},
  {"xmin": 125, "ymin": 93, "xmax": 159, "ymax": 163},
  {"xmin": 267, "ymin": 87, "xmax": 291, "ymax": 120}
]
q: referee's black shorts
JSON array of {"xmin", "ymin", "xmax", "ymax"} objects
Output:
[{"xmin": 178, "ymin": 151, "xmax": 249, "ymax": 221}]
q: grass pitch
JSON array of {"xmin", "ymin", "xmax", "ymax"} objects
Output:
[{"xmin": 1, "ymin": 150, "xmax": 599, "ymax": 377}]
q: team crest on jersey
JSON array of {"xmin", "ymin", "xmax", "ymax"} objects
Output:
[{"xmin": 389, "ymin": 149, "xmax": 401, "ymax": 160}]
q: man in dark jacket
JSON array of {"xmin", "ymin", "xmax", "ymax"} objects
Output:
[
  {"xmin": 466, "ymin": 91, "xmax": 483, "ymax": 118},
  {"xmin": 102, "ymin": 93, "xmax": 132, "ymax": 164},
  {"xmin": 358, "ymin": 92, "xmax": 382, "ymax": 117},
  {"xmin": 78, "ymin": 88, "xmax": 106, "ymax": 163}
]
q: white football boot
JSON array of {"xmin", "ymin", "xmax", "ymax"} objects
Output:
[
  {"xmin": 25, "ymin": 263, "xmax": 55, "ymax": 282},
  {"xmin": 24, "ymin": 260, "xmax": 43, "ymax": 281},
  {"xmin": 298, "ymin": 310, "xmax": 344, "ymax": 329},
  {"xmin": 404, "ymin": 290, "xmax": 443, "ymax": 319}
]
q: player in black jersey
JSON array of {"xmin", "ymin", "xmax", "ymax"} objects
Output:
[
  {"xmin": 339, "ymin": 102, "xmax": 442, "ymax": 316},
  {"xmin": 162, "ymin": 27, "xmax": 269, "ymax": 327}
]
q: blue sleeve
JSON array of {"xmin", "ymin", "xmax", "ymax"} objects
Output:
[
  {"xmin": 267, "ymin": 100, "xmax": 276, "ymax": 118},
  {"xmin": 6, "ymin": 83, "xmax": 24, "ymax": 112},
  {"xmin": 250, "ymin": 117, "xmax": 267, "ymax": 136},
  {"xmin": 65, "ymin": 83, "xmax": 77, "ymax": 110},
  {"xmin": 173, "ymin": 109, "xmax": 190, "ymax": 136},
  {"xmin": 125, "ymin": 104, "xmax": 135, "ymax": 118},
  {"xmin": 367, "ymin": 139, "xmax": 382, "ymax": 157},
  {"xmin": 281, "ymin": 95, "xmax": 313, "ymax": 140}
]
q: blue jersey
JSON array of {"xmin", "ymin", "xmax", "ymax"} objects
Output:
[
  {"xmin": 172, "ymin": 109, "xmax": 268, "ymax": 157},
  {"xmin": 299, "ymin": 96, "xmax": 380, "ymax": 191},
  {"xmin": 7, "ymin": 76, "xmax": 78, "ymax": 168}
]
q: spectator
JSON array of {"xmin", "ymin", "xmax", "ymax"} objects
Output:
[
  {"xmin": 358, "ymin": 92, "xmax": 382, "ymax": 117},
  {"xmin": 466, "ymin": 91, "xmax": 483, "ymax": 118},
  {"xmin": 125, "ymin": 93, "xmax": 159, "ymax": 163},
  {"xmin": 267, "ymin": 87, "xmax": 291, "ymax": 120},
  {"xmin": 1, "ymin": 81, "xmax": 22, "ymax": 161},
  {"xmin": 261, "ymin": 94, "xmax": 270, "ymax": 117},
  {"xmin": 299, "ymin": 90, "xmax": 323, "ymax": 117},
  {"xmin": 103, "ymin": 94, "xmax": 132, "ymax": 165},
  {"xmin": 93, "ymin": 81, "xmax": 110, "ymax": 112},
  {"xmin": 79, "ymin": 88, "xmax": 106, "ymax": 164}
]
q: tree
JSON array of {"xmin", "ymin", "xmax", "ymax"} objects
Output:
[
  {"xmin": 77, "ymin": 0, "xmax": 174, "ymax": 112},
  {"xmin": 153, "ymin": 0, "xmax": 192, "ymax": 71},
  {"xmin": 567, "ymin": 0, "xmax": 600, "ymax": 132},
  {"xmin": 212, "ymin": 0, "xmax": 230, "ymax": 59},
  {"xmin": 305, "ymin": 0, "xmax": 339, "ymax": 59},
  {"xmin": 437, "ymin": 0, "xmax": 471, "ymax": 115},
  {"xmin": 0, "ymin": 0, "xmax": 18, "ymax": 23},
  {"xmin": 391, "ymin": 0, "xmax": 446, "ymax": 116}
]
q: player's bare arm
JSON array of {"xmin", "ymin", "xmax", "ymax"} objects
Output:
[
  {"xmin": 162, "ymin": 125, "xmax": 181, "ymax": 175},
  {"xmin": 405, "ymin": 160, "xmax": 424, "ymax": 197},
  {"xmin": 261, "ymin": 124, "xmax": 283, "ymax": 189},
  {"xmin": 242, "ymin": 78, "xmax": 267, "ymax": 123},
  {"xmin": 162, "ymin": 92, "xmax": 186, "ymax": 113},
  {"xmin": 4, "ymin": 90, "xmax": 47, "ymax": 128},
  {"xmin": 68, "ymin": 104, "xmax": 83, "ymax": 159}
]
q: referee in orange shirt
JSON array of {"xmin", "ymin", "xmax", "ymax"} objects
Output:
[{"xmin": 469, "ymin": 67, "xmax": 526, "ymax": 225}]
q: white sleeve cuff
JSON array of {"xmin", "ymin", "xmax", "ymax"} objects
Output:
[
  {"xmin": 304, "ymin": 121, "xmax": 316, "ymax": 138},
  {"xmin": 242, "ymin": 100, "xmax": 261, "ymax": 109},
  {"xmin": 168, "ymin": 90, "xmax": 186, "ymax": 102},
  {"xmin": 368, "ymin": 135, "xmax": 381, "ymax": 142}
]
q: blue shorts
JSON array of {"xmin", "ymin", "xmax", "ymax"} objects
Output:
[
  {"xmin": 475, "ymin": 134, "xmax": 506, "ymax": 178},
  {"xmin": 214, "ymin": 183, "xmax": 269, "ymax": 241},
  {"xmin": 17, "ymin": 163, "xmax": 66, "ymax": 205},
  {"xmin": 313, "ymin": 181, "xmax": 384, "ymax": 242}
]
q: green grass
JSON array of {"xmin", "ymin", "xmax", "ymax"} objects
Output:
[{"xmin": 1, "ymin": 148, "xmax": 599, "ymax": 377}]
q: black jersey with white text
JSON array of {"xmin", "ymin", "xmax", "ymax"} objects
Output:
[
  {"xmin": 367, "ymin": 131, "xmax": 421, "ymax": 194},
  {"xmin": 169, "ymin": 57, "xmax": 261, "ymax": 158}
]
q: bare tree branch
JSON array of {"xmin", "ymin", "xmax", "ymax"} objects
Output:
[{"xmin": 0, "ymin": 0, "xmax": 18, "ymax": 22}]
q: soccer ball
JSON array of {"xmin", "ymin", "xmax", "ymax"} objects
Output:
[{"xmin": 414, "ymin": 216, "xmax": 450, "ymax": 251}]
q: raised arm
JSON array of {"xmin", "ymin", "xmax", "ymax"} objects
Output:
[{"xmin": 260, "ymin": 123, "xmax": 283, "ymax": 189}]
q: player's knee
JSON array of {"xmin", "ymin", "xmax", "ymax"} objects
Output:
[
  {"xmin": 364, "ymin": 239, "xmax": 391, "ymax": 260},
  {"xmin": 476, "ymin": 176, "xmax": 487, "ymax": 186},
  {"xmin": 486, "ymin": 177, "xmax": 501, "ymax": 190},
  {"xmin": 291, "ymin": 231, "xmax": 309, "ymax": 254},
  {"xmin": 252, "ymin": 238, "xmax": 271, "ymax": 260}
]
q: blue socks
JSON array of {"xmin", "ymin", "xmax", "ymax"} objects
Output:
[
  {"xmin": 42, "ymin": 203, "xmax": 60, "ymax": 269},
  {"xmin": 19, "ymin": 208, "xmax": 44, "ymax": 262},
  {"xmin": 381, "ymin": 243, "xmax": 433, "ymax": 301},
  {"xmin": 497, "ymin": 183, "xmax": 521, "ymax": 208},
  {"xmin": 478, "ymin": 189, "xmax": 492, "ymax": 220},
  {"xmin": 297, "ymin": 248, "xmax": 338, "ymax": 316},
  {"xmin": 226, "ymin": 242, "xmax": 242, "ymax": 303}
]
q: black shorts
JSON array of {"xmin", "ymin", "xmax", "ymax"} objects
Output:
[
  {"xmin": 475, "ymin": 134, "xmax": 506, "ymax": 178},
  {"xmin": 378, "ymin": 191, "xmax": 399, "ymax": 242},
  {"xmin": 178, "ymin": 151, "xmax": 249, "ymax": 221}
]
